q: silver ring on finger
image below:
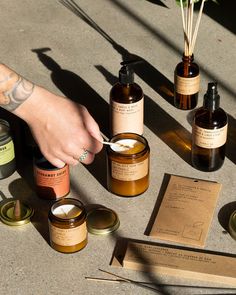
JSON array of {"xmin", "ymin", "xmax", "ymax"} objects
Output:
[{"xmin": 79, "ymin": 149, "xmax": 89, "ymax": 162}]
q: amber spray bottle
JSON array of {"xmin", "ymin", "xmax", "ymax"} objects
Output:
[
  {"xmin": 191, "ymin": 82, "xmax": 228, "ymax": 171},
  {"xmin": 110, "ymin": 61, "xmax": 144, "ymax": 136}
]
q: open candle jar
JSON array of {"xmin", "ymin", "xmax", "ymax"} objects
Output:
[
  {"xmin": 48, "ymin": 198, "xmax": 87, "ymax": 254},
  {"xmin": 107, "ymin": 133, "xmax": 150, "ymax": 197}
]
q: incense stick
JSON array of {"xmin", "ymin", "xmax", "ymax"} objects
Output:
[
  {"xmin": 98, "ymin": 269, "xmax": 161, "ymax": 293},
  {"xmin": 88, "ymin": 271, "xmax": 236, "ymax": 291}
]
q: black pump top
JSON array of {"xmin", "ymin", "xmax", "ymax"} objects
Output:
[
  {"xmin": 203, "ymin": 82, "xmax": 220, "ymax": 110},
  {"xmin": 119, "ymin": 61, "xmax": 135, "ymax": 85}
]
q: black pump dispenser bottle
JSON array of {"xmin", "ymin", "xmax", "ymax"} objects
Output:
[
  {"xmin": 191, "ymin": 82, "xmax": 228, "ymax": 171},
  {"xmin": 110, "ymin": 61, "xmax": 144, "ymax": 136}
]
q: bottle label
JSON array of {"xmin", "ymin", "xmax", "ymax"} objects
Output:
[
  {"xmin": 111, "ymin": 98, "xmax": 144, "ymax": 135},
  {"xmin": 0, "ymin": 140, "xmax": 15, "ymax": 165},
  {"xmin": 175, "ymin": 74, "xmax": 200, "ymax": 95},
  {"xmin": 34, "ymin": 164, "xmax": 70, "ymax": 198},
  {"xmin": 111, "ymin": 158, "xmax": 148, "ymax": 181},
  {"xmin": 193, "ymin": 123, "xmax": 228, "ymax": 148},
  {"xmin": 49, "ymin": 222, "xmax": 87, "ymax": 246}
]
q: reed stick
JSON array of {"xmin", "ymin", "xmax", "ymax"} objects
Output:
[
  {"xmin": 189, "ymin": 0, "xmax": 206, "ymax": 55},
  {"xmin": 179, "ymin": 0, "xmax": 206, "ymax": 57}
]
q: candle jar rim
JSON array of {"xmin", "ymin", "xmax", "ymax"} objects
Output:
[
  {"xmin": 108, "ymin": 132, "xmax": 149, "ymax": 158},
  {"xmin": 49, "ymin": 198, "xmax": 86, "ymax": 224}
]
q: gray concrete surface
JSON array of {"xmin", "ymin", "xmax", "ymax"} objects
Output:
[{"xmin": 0, "ymin": 0, "xmax": 236, "ymax": 294}]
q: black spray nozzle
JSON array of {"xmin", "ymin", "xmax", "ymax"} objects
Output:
[
  {"xmin": 204, "ymin": 82, "xmax": 220, "ymax": 109},
  {"xmin": 119, "ymin": 60, "xmax": 143, "ymax": 84}
]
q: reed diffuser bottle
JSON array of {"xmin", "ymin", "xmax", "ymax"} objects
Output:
[
  {"xmin": 110, "ymin": 61, "xmax": 144, "ymax": 136},
  {"xmin": 174, "ymin": 54, "xmax": 200, "ymax": 110},
  {"xmin": 191, "ymin": 82, "xmax": 228, "ymax": 171},
  {"xmin": 174, "ymin": 0, "xmax": 207, "ymax": 110}
]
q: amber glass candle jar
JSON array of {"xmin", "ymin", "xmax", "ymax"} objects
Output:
[
  {"xmin": 107, "ymin": 133, "xmax": 150, "ymax": 197},
  {"xmin": 174, "ymin": 54, "xmax": 200, "ymax": 110},
  {"xmin": 48, "ymin": 198, "xmax": 87, "ymax": 254}
]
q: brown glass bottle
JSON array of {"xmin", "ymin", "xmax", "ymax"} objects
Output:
[
  {"xmin": 174, "ymin": 54, "xmax": 200, "ymax": 110},
  {"xmin": 110, "ymin": 61, "xmax": 144, "ymax": 136},
  {"xmin": 191, "ymin": 82, "xmax": 228, "ymax": 171}
]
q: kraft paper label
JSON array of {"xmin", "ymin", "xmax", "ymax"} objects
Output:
[
  {"xmin": 149, "ymin": 175, "xmax": 222, "ymax": 247},
  {"xmin": 111, "ymin": 98, "xmax": 143, "ymax": 135},
  {"xmin": 49, "ymin": 222, "xmax": 87, "ymax": 246},
  {"xmin": 0, "ymin": 140, "xmax": 15, "ymax": 165},
  {"xmin": 34, "ymin": 165, "xmax": 69, "ymax": 198},
  {"xmin": 193, "ymin": 124, "xmax": 228, "ymax": 148},
  {"xmin": 175, "ymin": 74, "xmax": 200, "ymax": 95},
  {"xmin": 111, "ymin": 158, "xmax": 148, "ymax": 181}
]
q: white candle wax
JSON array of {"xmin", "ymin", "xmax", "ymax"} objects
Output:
[{"xmin": 53, "ymin": 204, "xmax": 82, "ymax": 219}]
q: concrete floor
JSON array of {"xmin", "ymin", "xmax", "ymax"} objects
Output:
[{"xmin": 0, "ymin": 0, "xmax": 236, "ymax": 294}]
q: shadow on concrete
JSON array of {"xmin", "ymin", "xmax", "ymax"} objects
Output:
[
  {"xmin": 110, "ymin": 0, "xmax": 236, "ymax": 100},
  {"xmin": 145, "ymin": 0, "xmax": 168, "ymax": 8},
  {"xmin": 199, "ymin": 0, "xmax": 236, "ymax": 36},
  {"xmin": 31, "ymin": 48, "xmax": 108, "ymax": 189},
  {"xmin": 59, "ymin": 0, "xmax": 175, "ymax": 107}
]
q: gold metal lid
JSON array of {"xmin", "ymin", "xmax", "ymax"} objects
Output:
[
  {"xmin": 0, "ymin": 199, "xmax": 34, "ymax": 226},
  {"xmin": 229, "ymin": 210, "xmax": 236, "ymax": 241},
  {"xmin": 87, "ymin": 207, "xmax": 120, "ymax": 235}
]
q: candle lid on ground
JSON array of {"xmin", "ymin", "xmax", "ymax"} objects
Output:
[
  {"xmin": 0, "ymin": 199, "xmax": 34, "ymax": 226},
  {"xmin": 87, "ymin": 207, "xmax": 120, "ymax": 235}
]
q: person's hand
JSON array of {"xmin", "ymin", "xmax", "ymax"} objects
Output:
[{"xmin": 13, "ymin": 85, "xmax": 103, "ymax": 168}]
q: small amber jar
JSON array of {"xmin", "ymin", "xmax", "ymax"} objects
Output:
[
  {"xmin": 48, "ymin": 198, "xmax": 87, "ymax": 254},
  {"xmin": 107, "ymin": 133, "xmax": 150, "ymax": 197},
  {"xmin": 174, "ymin": 54, "xmax": 200, "ymax": 110}
]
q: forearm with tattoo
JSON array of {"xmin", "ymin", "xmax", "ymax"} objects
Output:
[{"xmin": 0, "ymin": 64, "xmax": 34, "ymax": 111}]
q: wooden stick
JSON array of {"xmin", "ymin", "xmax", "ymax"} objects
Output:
[
  {"xmin": 101, "ymin": 141, "xmax": 133, "ymax": 149},
  {"xmin": 190, "ymin": 0, "xmax": 206, "ymax": 55},
  {"xmin": 180, "ymin": 0, "xmax": 187, "ymax": 55}
]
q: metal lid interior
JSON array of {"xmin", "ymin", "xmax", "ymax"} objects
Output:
[
  {"xmin": 0, "ymin": 199, "xmax": 34, "ymax": 226},
  {"xmin": 87, "ymin": 206, "xmax": 120, "ymax": 235}
]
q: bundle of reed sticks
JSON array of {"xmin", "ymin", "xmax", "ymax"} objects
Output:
[{"xmin": 179, "ymin": 0, "xmax": 206, "ymax": 57}]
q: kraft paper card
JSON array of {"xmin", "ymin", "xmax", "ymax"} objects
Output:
[{"xmin": 149, "ymin": 175, "xmax": 222, "ymax": 247}]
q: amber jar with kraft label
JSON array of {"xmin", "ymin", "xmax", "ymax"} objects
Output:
[
  {"xmin": 107, "ymin": 133, "xmax": 150, "ymax": 197},
  {"xmin": 48, "ymin": 198, "xmax": 87, "ymax": 253}
]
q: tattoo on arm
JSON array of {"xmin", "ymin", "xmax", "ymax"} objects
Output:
[{"xmin": 0, "ymin": 67, "xmax": 34, "ymax": 111}]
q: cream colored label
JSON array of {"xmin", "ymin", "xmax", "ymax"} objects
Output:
[
  {"xmin": 0, "ymin": 140, "xmax": 15, "ymax": 165},
  {"xmin": 175, "ymin": 74, "xmax": 200, "ymax": 95},
  {"xmin": 49, "ymin": 222, "xmax": 87, "ymax": 246},
  {"xmin": 111, "ymin": 98, "xmax": 143, "ymax": 135},
  {"xmin": 193, "ymin": 124, "xmax": 228, "ymax": 148},
  {"xmin": 111, "ymin": 158, "xmax": 148, "ymax": 181}
]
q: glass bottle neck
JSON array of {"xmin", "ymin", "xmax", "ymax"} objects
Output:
[{"xmin": 182, "ymin": 54, "xmax": 194, "ymax": 64}]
